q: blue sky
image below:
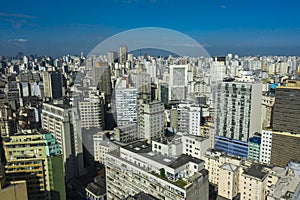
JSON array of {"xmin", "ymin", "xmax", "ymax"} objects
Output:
[{"xmin": 0, "ymin": 0, "xmax": 299, "ymax": 57}]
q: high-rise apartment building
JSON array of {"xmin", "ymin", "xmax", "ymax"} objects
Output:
[
  {"xmin": 106, "ymin": 141, "xmax": 209, "ymax": 200},
  {"xmin": 3, "ymin": 132, "xmax": 65, "ymax": 200},
  {"xmin": 261, "ymin": 95, "xmax": 275, "ymax": 128},
  {"xmin": 78, "ymin": 94, "xmax": 105, "ymax": 130},
  {"xmin": 214, "ymin": 81, "xmax": 262, "ymax": 157},
  {"xmin": 169, "ymin": 65, "xmax": 188, "ymax": 102},
  {"xmin": 137, "ymin": 99, "xmax": 165, "ymax": 142},
  {"xmin": 272, "ymin": 80, "xmax": 300, "ymax": 133},
  {"xmin": 0, "ymin": 162, "xmax": 28, "ymax": 200},
  {"xmin": 177, "ymin": 103, "xmax": 202, "ymax": 136},
  {"xmin": 41, "ymin": 102, "xmax": 84, "ymax": 180},
  {"xmin": 259, "ymin": 129, "xmax": 273, "ymax": 164},
  {"xmin": 115, "ymin": 78, "xmax": 138, "ymax": 126}
]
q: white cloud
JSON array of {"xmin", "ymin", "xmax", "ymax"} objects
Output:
[{"xmin": 15, "ymin": 38, "xmax": 28, "ymax": 43}]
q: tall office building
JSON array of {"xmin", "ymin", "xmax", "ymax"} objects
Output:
[
  {"xmin": 3, "ymin": 132, "xmax": 65, "ymax": 200},
  {"xmin": 137, "ymin": 99, "xmax": 165, "ymax": 142},
  {"xmin": 106, "ymin": 141, "xmax": 209, "ymax": 200},
  {"xmin": 214, "ymin": 81, "xmax": 262, "ymax": 157},
  {"xmin": 92, "ymin": 62, "xmax": 112, "ymax": 97},
  {"xmin": 270, "ymin": 131, "xmax": 300, "ymax": 167},
  {"xmin": 41, "ymin": 101, "xmax": 84, "ymax": 180},
  {"xmin": 115, "ymin": 78, "xmax": 138, "ymax": 126},
  {"xmin": 107, "ymin": 51, "xmax": 118, "ymax": 64},
  {"xmin": 272, "ymin": 80, "xmax": 300, "ymax": 133},
  {"xmin": 42, "ymin": 72, "xmax": 63, "ymax": 99},
  {"xmin": 131, "ymin": 72, "xmax": 151, "ymax": 95},
  {"xmin": 118, "ymin": 45, "xmax": 128, "ymax": 64},
  {"xmin": 78, "ymin": 94, "xmax": 105, "ymax": 130},
  {"xmin": 169, "ymin": 64, "xmax": 188, "ymax": 102}
]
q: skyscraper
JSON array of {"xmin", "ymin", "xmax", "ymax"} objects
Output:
[
  {"xmin": 42, "ymin": 72, "xmax": 63, "ymax": 100},
  {"xmin": 169, "ymin": 64, "xmax": 188, "ymax": 102},
  {"xmin": 214, "ymin": 81, "xmax": 262, "ymax": 157},
  {"xmin": 118, "ymin": 45, "xmax": 128, "ymax": 64},
  {"xmin": 92, "ymin": 62, "xmax": 112, "ymax": 97},
  {"xmin": 137, "ymin": 99, "xmax": 165, "ymax": 142},
  {"xmin": 115, "ymin": 78, "xmax": 138, "ymax": 126},
  {"xmin": 272, "ymin": 80, "xmax": 300, "ymax": 133},
  {"xmin": 78, "ymin": 94, "xmax": 105, "ymax": 130},
  {"xmin": 270, "ymin": 131, "xmax": 300, "ymax": 167},
  {"xmin": 107, "ymin": 51, "xmax": 118, "ymax": 64},
  {"xmin": 41, "ymin": 101, "xmax": 84, "ymax": 180}
]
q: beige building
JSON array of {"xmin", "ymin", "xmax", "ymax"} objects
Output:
[
  {"xmin": 261, "ymin": 95, "xmax": 275, "ymax": 129},
  {"xmin": 218, "ymin": 163, "xmax": 239, "ymax": 199},
  {"xmin": 93, "ymin": 132, "xmax": 119, "ymax": 164},
  {"xmin": 240, "ymin": 164, "xmax": 269, "ymax": 200},
  {"xmin": 203, "ymin": 149, "xmax": 241, "ymax": 186},
  {"xmin": 137, "ymin": 100, "xmax": 165, "ymax": 142}
]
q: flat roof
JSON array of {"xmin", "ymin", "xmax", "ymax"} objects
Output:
[
  {"xmin": 244, "ymin": 164, "xmax": 268, "ymax": 180},
  {"xmin": 44, "ymin": 101, "xmax": 72, "ymax": 109},
  {"xmin": 168, "ymin": 154, "xmax": 204, "ymax": 169},
  {"xmin": 122, "ymin": 141, "xmax": 204, "ymax": 169},
  {"xmin": 122, "ymin": 141, "xmax": 152, "ymax": 154}
]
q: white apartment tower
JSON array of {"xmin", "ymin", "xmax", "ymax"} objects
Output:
[
  {"xmin": 177, "ymin": 103, "xmax": 202, "ymax": 136},
  {"xmin": 41, "ymin": 101, "xmax": 84, "ymax": 180},
  {"xmin": 78, "ymin": 94, "xmax": 105, "ymax": 130},
  {"xmin": 115, "ymin": 78, "xmax": 138, "ymax": 126},
  {"xmin": 214, "ymin": 81, "xmax": 262, "ymax": 157},
  {"xmin": 259, "ymin": 129, "xmax": 273, "ymax": 164},
  {"xmin": 169, "ymin": 64, "xmax": 188, "ymax": 102}
]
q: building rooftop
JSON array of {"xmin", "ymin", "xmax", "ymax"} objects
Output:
[
  {"xmin": 86, "ymin": 182, "xmax": 106, "ymax": 197},
  {"xmin": 121, "ymin": 141, "xmax": 204, "ymax": 169},
  {"xmin": 86, "ymin": 175, "xmax": 106, "ymax": 196},
  {"xmin": 183, "ymin": 134, "xmax": 209, "ymax": 142},
  {"xmin": 168, "ymin": 154, "xmax": 204, "ymax": 169},
  {"xmin": 44, "ymin": 101, "xmax": 72, "ymax": 109},
  {"xmin": 220, "ymin": 163, "xmax": 238, "ymax": 172},
  {"xmin": 268, "ymin": 176, "xmax": 300, "ymax": 199},
  {"xmin": 123, "ymin": 192, "xmax": 159, "ymax": 200},
  {"xmin": 243, "ymin": 164, "xmax": 268, "ymax": 180},
  {"xmin": 122, "ymin": 141, "xmax": 152, "ymax": 154}
]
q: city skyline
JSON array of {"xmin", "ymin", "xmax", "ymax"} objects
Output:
[{"xmin": 1, "ymin": 0, "xmax": 300, "ymax": 57}]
